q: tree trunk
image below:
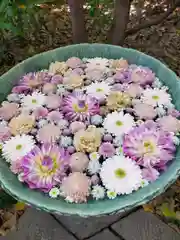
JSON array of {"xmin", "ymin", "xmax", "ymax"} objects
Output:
[
  {"xmin": 68, "ymin": 0, "xmax": 88, "ymax": 43},
  {"xmin": 110, "ymin": 0, "xmax": 131, "ymax": 45}
]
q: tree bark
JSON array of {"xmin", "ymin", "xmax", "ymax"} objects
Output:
[
  {"xmin": 68, "ymin": 0, "xmax": 88, "ymax": 43},
  {"xmin": 110, "ymin": 0, "xmax": 131, "ymax": 45}
]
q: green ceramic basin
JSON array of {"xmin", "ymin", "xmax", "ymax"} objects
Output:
[{"xmin": 0, "ymin": 44, "xmax": 179, "ymax": 217}]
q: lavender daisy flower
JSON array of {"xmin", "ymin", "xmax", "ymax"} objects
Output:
[
  {"xmin": 21, "ymin": 144, "xmax": 69, "ymax": 191},
  {"xmin": 123, "ymin": 123, "xmax": 176, "ymax": 169},
  {"xmin": 129, "ymin": 66, "xmax": 155, "ymax": 86},
  {"xmin": 62, "ymin": 92, "xmax": 100, "ymax": 121},
  {"xmin": 99, "ymin": 142, "xmax": 115, "ymax": 158}
]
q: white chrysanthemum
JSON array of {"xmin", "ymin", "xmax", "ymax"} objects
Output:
[
  {"xmin": 21, "ymin": 92, "xmax": 46, "ymax": 110},
  {"xmin": 86, "ymin": 82, "xmax": 111, "ymax": 99},
  {"xmin": 141, "ymin": 88, "xmax": 171, "ymax": 107},
  {"xmin": 103, "ymin": 111, "xmax": 135, "ymax": 136},
  {"xmin": 107, "ymin": 190, "xmax": 117, "ymax": 199},
  {"xmin": 89, "ymin": 152, "xmax": 100, "ymax": 161},
  {"xmin": 152, "ymin": 78, "xmax": 163, "ymax": 88},
  {"xmin": 100, "ymin": 155, "xmax": 142, "ymax": 195},
  {"xmin": 86, "ymin": 57, "xmax": 109, "ymax": 68},
  {"xmin": 88, "ymin": 160, "xmax": 101, "ymax": 175},
  {"xmin": 2, "ymin": 135, "xmax": 35, "ymax": 162},
  {"xmin": 91, "ymin": 185, "xmax": 105, "ymax": 200},
  {"xmin": 49, "ymin": 187, "xmax": 60, "ymax": 198}
]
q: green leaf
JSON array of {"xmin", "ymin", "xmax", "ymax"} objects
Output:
[{"xmin": 160, "ymin": 203, "xmax": 177, "ymax": 219}]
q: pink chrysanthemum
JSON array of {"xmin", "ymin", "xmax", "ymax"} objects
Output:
[
  {"xmin": 123, "ymin": 123, "xmax": 176, "ymax": 169},
  {"xmin": 62, "ymin": 92, "xmax": 99, "ymax": 121},
  {"xmin": 99, "ymin": 142, "xmax": 115, "ymax": 158},
  {"xmin": 21, "ymin": 144, "xmax": 69, "ymax": 191}
]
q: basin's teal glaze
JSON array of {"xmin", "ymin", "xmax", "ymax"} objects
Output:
[{"xmin": 0, "ymin": 44, "xmax": 179, "ymax": 217}]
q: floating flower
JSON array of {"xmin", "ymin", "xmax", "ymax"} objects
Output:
[
  {"xmin": 152, "ymin": 78, "xmax": 163, "ymax": 88},
  {"xmin": 51, "ymin": 74, "xmax": 63, "ymax": 84},
  {"xmin": 141, "ymin": 88, "xmax": 171, "ymax": 107},
  {"xmin": 123, "ymin": 124, "xmax": 176, "ymax": 168},
  {"xmin": 110, "ymin": 59, "xmax": 128, "ymax": 70},
  {"xmin": 9, "ymin": 114, "xmax": 35, "ymax": 135},
  {"xmin": 113, "ymin": 135, "xmax": 123, "ymax": 146},
  {"xmin": 157, "ymin": 115, "xmax": 180, "ymax": 133},
  {"xmin": 133, "ymin": 103, "xmax": 157, "ymax": 120},
  {"xmin": 88, "ymin": 159, "xmax": 101, "ymax": 175},
  {"xmin": 7, "ymin": 93, "xmax": 20, "ymax": 103},
  {"xmin": 70, "ymin": 121, "xmax": 86, "ymax": 134},
  {"xmin": 103, "ymin": 111, "xmax": 135, "ymax": 136},
  {"xmin": 37, "ymin": 119, "xmax": 48, "ymax": 128},
  {"xmin": 85, "ymin": 68, "xmax": 105, "ymax": 81},
  {"xmin": 156, "ymin": 106, "xmax": 166, "ymax": 117},
  {"xmin": 37, "ymin": 124, "xmax": 61, "ymax": 143},
  {"xmin": 90, "ymin": 174, "xmax": 100, "ymax": 185},
  {"xmin": 60, "ymin": 136, "xmax": 72, "ymax": 147},
  {"xmin": 63, "ymin": 74, "xmax": 84, "ymax": 89},
  {"xmin": 69, "ymin": 152, "xmax": 89, "ymax": 172},
  {"xmin": 61, "ymin": 172, "xmax": 90, "ymax": 203},
  {"xmin": 42, "ymin": 83, "xmax": 56, "ymax": 94},
  {"xmin": 33, "ymin": 107, "xmax": 48, "ymax": 120},
  {"xmin": 107, "ymin": 91, "xmax": 131, "ymax": 111},
  {"xmin": 86, "ymin": 82, "xmax": 111, "ymax": 100},
  {"xmin": 115, "ymin": 146, "xmax": 124, "ymax": 156},
  {"xmin": 0, "ymin": 102, "xmax": 19, "ymax": 121},
  {"xmin": 47, "ymin": 111, "xmax": 63, "ymax": 123},
  {"xmin": 57, "ymin": 84, "xmax": 66, "ymax": 95},
  {"xmin": 57, "ymin": 119, "xmax": 69, "ymax": 130},
  {"xmin": 142, "ymin": 167, "xmax": 160, "ymax": 182},
  {"xmin": 99, "ymin": 142, "xmax": 115, "ymax": 158},
  {"xmin": 126, "ymin": 84, "xmax": 142, "ymax": 98},
  {"xmin": 49, "ymin": 61, "xmax": 68, "ymax": 75},
  {"xmin": 21, "ymin": 92, "xmax": 46, "ymax": 110},
  {"xmin": 91, "ymin": 114, "xmax": 103, "ymax": 125},
  {"xmin": 74, "ymin": 125, "xmax": 101, "ymax": 153},
  {"xmin": 107, "ymin": 190, "xmax": 117, "ymax": 199},
  {"xmin": 2, "ymin": 135, "xmax": 35, "ymax": 163},
  {"xmin": 62, "ymin": 92, "xmax": 99, "ymax": 121},
  {"xmin": 89, "ymin": 152, "xmax": 100, "ymax": 161},
  {"xmin": 21, "ymin": 144, "xmax": 69, "ymax": 191},
  {"xmin": 0, "ymin": 124, "xmax": 11, "ymax": 141},
  {"xmin": 66, "ymin": 57, "xmax": 83, "ymax": 69},
  {"xmin": 113, "ymin": 70, "xmax": 131, "ymax": 83},
  {"xmin": 100, "ymin": 155, "xmax": 142, "ymax": 194},
  {"xmin": 86, "ymin": 57, "xmax": 109, "ymax": 69},
  {"xmin": 130, "ymin": 66, "xmax": 155, "ymax": 86},
  {"xmin": 17, "ymin": 72, "xmax": 52, "ymax": 91},
  {"xmin": 49, "ymin": 187, "xmax": 60, "ymax": 198},
  {"xmin": 45, "ymin": 94, "xmax": 61, "ymax": 109},
  {"xmin": 91, "ymin": 185, "xmax": 105, "ymax": 200},
  {"xmin": 103, "ymin": 134, "xmax": 113, "ymax": 142}
]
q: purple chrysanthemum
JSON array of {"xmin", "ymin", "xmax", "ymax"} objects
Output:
[
  {"xmin": 21, "ymin": 144, "xmax": 69, "ymax": 191},
  {"xmin": 13, "ymin": 72, "xmax": 53, "ymax": 93},
  {"xmin": 123, "ymin": 123, "xmax": 176, "ymax": 169},
  {"xmin": 129, "ymin": 66, "xmax": 155, "ymax": 86},
  {"xmin": 62, "ymin": 92, "xmax": 100, "ymax": 121}
]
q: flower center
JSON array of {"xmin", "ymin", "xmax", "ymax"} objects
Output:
[
  {"xmin": 73, "ymin": 101, "xmax": 88, "ymax": 113},
  {"xmin": 32, "ymin": 99, "xmax": 37, "ymax": 104},
  {"xmin": 114, "ymin": 168, "xmax": 126, "ymax": 179},
  {"xmin": 96, "ymin": 88, "xmax": 103, "ymax": 92},
  {"xmin": 40, "ymin": 155, "xmax": 55, "ymax": 174},
  {"xmin": 116, "ymin": 120, "xmax": 123, "ymax": 126},
  {"xmin": 152, "ymin": 95, "xmax": 159, "ymax": 100},
  {"xmin": 16, "ymin": 144, "xmax": 22, "ymax": 150},
  {"xmin": 143, "ymin": 141, "xmax": 154, "ymax": 154}
]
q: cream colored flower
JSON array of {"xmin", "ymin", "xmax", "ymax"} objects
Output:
[
  {"xmin": 49, "ymin": 61, "xmax": 68, "ymax": 75},
  {"xmin": 107, "ymin": 91, "xmax": 131, "ymax": 111},
  {"xmin": 63, "ymin": 74, "xmax": 84, "ymax": 89},
  {"xmin": 111, "ymin": 59, "xmax": 128, "ymax": 70},
  {"xmin": 9, "ymin": 114, "xmax": 35, "ymax": 136},
  {"xmin": 74, "ymin": 125, "xmax": 101, "ymax": 153}
]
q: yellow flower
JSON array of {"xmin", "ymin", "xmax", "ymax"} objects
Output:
[
  {"xmin": 18, "ymin": 5, "xmax": 26, "ymax": 9},
  {"xmin": 49, "ymin": 61, "xmax": 68, "ymax": 75},
  {"xmin": 111, "ymin": 59, "xmax": 128, "ymax": 70},
  {"xmin": 74, "ymin": 126, "xmax": 101, "ymax": 153},
  {"xmin": 9, "ymin": 114, "xmax": 35, "ymax": 136},
  {"xmin": 107, "ymin": 91, "xmax": 131, "ymax": 110}
]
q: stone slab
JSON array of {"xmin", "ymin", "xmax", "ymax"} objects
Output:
[
  {"xmin": 111, "ymin": 208, "xmax": 180, "ymax": 240},
  {"xmin": 6, "ymin": 208, "xmax": 77, "ymax": 240},
  {"xmin": 54, "ymin": 211, "xmax": 128, "ymax": 239},
  {"xmin": 87, "ymin": 229, "xmax": 122, "ymax": 240}
]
